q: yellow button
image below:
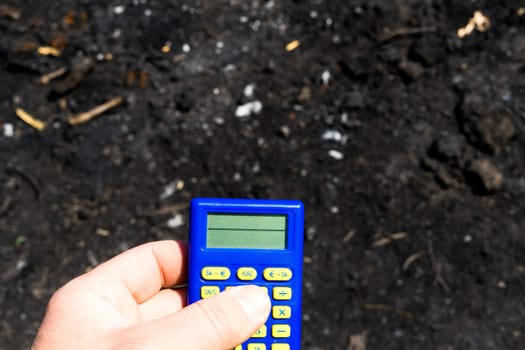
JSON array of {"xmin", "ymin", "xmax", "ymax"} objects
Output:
[
  {"xmin": 263, "ymin": 268, "xmax": 292, "ymax": 281},
  {"xmin": 247, "ymin": 344, "xmax": 266, "ymax": 350},
  {"xmin": 202, "ymin": 267, "xmax": 231, "ymax": 280},
  {"xmin": 251, "ymin": 325, "xmax": 267, "ymax": 338},
  {"xmin": 271, "ymin": 345, "xmax": 290, "ymax": 350},
  {"xmin": 273, "ymin": 287, "xmax": 292, "ymax": 300},
  {"xmin": 200, "ymin": 286, "xmax": 219, "ymax": 299},
  {"xmin": 272, "ymin": 305, "xmax": 291, "ymax": 319},
  {"xmin": 237, "ymin": 267, "xmax": 257, "ymax": 280},
  {"xmin": 272, "ymin": 324, "xmax": 291, "ymax": 338}
]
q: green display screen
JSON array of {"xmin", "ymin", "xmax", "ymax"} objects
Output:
[{"xmin": 206, "ymin": 214, "xmax": 287, "ymax": 249}]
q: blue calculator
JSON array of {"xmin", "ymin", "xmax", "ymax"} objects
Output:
[{"xmin": 188, "ymin": 198, "xmax": 304, "ymax": 350}]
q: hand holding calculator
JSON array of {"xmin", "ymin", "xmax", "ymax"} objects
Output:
[{"xmin": 188, "ymin": 198, "xmax": 304, "ymax": 350}]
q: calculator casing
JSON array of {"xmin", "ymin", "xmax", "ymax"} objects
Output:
[{"xmin": 188, "ymin": 198, "xmax": 304, "ymax": 349}]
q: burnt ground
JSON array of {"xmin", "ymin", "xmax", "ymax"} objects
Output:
[{"xmin": 1, "ymin": 1, "xmax": 525, "ymax": 349}]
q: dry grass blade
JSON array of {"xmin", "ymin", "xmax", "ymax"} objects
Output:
[
  {"xmin": 343, "ymin": 229, "xmax": 357, "ymax": 243},
  {"xmin": 68, "ymin": 97, "xmax": 123, "ymax": 125},
  {"xmin": 402, "ymin": 251, "xmax": 428, "ymax": 271},
  {"xmin": 38, "ymin": 67, "xmax": 67, "ymax": 85}
]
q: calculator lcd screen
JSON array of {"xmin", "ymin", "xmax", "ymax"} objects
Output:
[{"xmin": 206, "ymin": 214, "xmax": 287, "ymax": 249}]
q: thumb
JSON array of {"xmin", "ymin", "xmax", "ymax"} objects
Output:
[{"xmin": 125, "ymin": 285, "xmax": 271, "ymax": 350}]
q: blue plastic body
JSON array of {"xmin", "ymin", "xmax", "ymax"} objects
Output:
[{"xmin": 188, "ymin": 198, "xmax": 304, "ymax": 350}]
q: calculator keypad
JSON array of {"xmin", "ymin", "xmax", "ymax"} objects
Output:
[
  {"xmin": 201, "ymin": 266, "xmax": 231, "ymax": 280},
  {"xmin": 263, "ymin": 268, "xmax": 292, "ymax": 281},
  {"xmin": 200, "ymin": 266, "xmax": 295, "ymax": 349}
]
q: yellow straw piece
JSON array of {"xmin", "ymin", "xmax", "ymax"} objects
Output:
[
  {"xmin": 285, "ymin": 40, "xmax": 300, "ymax": 52},
  {"xmin": 15, "ymin": 108, "xmax": 46, "ymax": 131},
  {"xmin": 37, "ymin": 46, "xmax": 61, "ymax": 56}
]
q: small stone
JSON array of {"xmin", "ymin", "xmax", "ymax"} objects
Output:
[
  {"xmin": 95, "ymin": 228, "xmax": 110, "ymax": 237},
  {"xmin": 306, "ymin": 226, "xmax": 317, "ymax": 241},
  {"xmin": 243, "ymin": 83, "xmax": 255, "ymax": 97},
  {"xmin": 321, "ymin": 130, "xmax": 343, "ymax": 142},
  {"xmin": 278, "ymin": 125, "xmax": 290, "ymax": 138},
  {"xmin": 113, "ymin": 5, "xmax": 125, "ymax": 14},
  {"xmin": 398, "ymin": 60, "xmax": 424, "ymax": 81},
  {"xmin": 167, "ymin": 214, "xmax": 184, "ymax": 228},
  {"xmin": 429, "ymin": 133, "xmax": 465, "ymax": 161},
  {"xmin": 3, "ymin": 123, "xmax": 14, "ymax": 137},
  {"xmin": 298, "ymin": 86, "xmax": 311, "ymax": 102},
  {"xmin": 465, "ymin": 159, "xmax": 504, "ymax": 193},
  {"xmin": 182, "ymin": 43, "xmax": 191, "ymax": 53},
  {"xmin": 235, "ymin": 101, "xmax": 263, "ymax": 118},
  {"xmin": 321, "ymin": 70, "xmax": 331, "ymax": 85},
  {"xmin": 328, "ymin": 149, "xmax": 344, "ymax": 160}
]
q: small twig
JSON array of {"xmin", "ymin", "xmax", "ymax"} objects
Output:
[
  {"xmin": 427, "ymin": 232, "xmax": 450, "ymax": 293},
  {"xmin": 68, "ymin": 97, "xmax": 123, "ymax": 125},
  {"xmin": 402, "ymin": 251, "xmax": 428, "ymax": 271},
  {"xmin": 363, "ymin": 303, "xmax": 413, "ymax": 319},
  {"xmin": 15, "ymin": 108, "xmax": 46, "ymax": 131},
  {"xmin": 378, "ymin": 26, "xmax": 437, "ymax": 43},
  {"xmin": 38, "ymin": 67, "xmax": 67, "ymax": 85},
  {"xmin": 6, "ymin": 167, "xmax": 40, "ymax": 200},
  {"xmin": 373, "ymin": 232, "xmax": 408, "ymax": 247},
  {"xmin": 342, "ymin": 229, "xmax": 357, "ymax": 244}
]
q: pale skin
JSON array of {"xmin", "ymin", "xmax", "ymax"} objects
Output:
[{"xmin": 32, "ymin": 240, "xmax": 271, "ymax": 350}]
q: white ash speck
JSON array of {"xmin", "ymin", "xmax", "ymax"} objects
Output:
[
  {"xmin": 463, "ymin": 234, "xmax": 472, "ymax": 243},
  {"xmin": 144, "ymin": 9, "xmax": 152, "ymax": 16},
  {"xmin": 182, "ymin": 43, "xmax": 191, "ymax": 53}
]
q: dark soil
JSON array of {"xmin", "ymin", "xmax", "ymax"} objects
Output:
[{"xmin": 1, "ymin": 1, "xmax": 525, "ymax": 349}]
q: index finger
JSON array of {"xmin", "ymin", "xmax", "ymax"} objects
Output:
[{"xmin": 87, "ymin": 240, "xmax": 187, "ymax": 303}]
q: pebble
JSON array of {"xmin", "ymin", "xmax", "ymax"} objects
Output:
[
  {"xmin": 431, "ymin": 133, "xmax": 464, "ymax": 161},
  {"xmin": 328, "ymin": 149, "xmax": 344, "ymax": 160},
  {"xmin": 235, "ymin": 101, "xmax": 263, "ymax": 118},
  {"xmin": 160, "ymin": 180, "xmax": 184, "ymax": 199},
  {"xmin": 398, "ymin": 60, "xmax": 424, "ymax": 81},
  {"xmin": 321, "ymin": 130, "xmax": 343, "ymax": 142},
  {"xmin": 466, "ymin": 159, "xmax": 504, "ymax": 193},
  {"xmin": 113, "ymin": 5, "xmax": 125, "ymax": 14},
  {"xmin": 243, "ymin": 83, "xmax": 255, "ymax": 97},
  {"xmin": 167, "ymin": 214, "xmax": 184, "ymax": 228},
  {"xmin": 182, "ymin": 43, "xmax": 191, "ymax": 53},
  {"xmin": 321, "ymin": 70, "xmax": 331, "ymax": 85},
  {"xmin": 3, "ymin": 123, "xmax": 14, "ymax": 138},
  {"xmin": 278, "ymin": 125, "xmax": 291, "ymax": 138}
]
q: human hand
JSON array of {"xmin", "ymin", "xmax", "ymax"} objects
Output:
[{"xmin": 32, "ymin": 240, "xmax": 271, "ymax": 350}]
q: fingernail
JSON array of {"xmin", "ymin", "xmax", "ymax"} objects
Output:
[{"xmin": 229, "ymin": 285, "xmax": 271, "ymax": 324}]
